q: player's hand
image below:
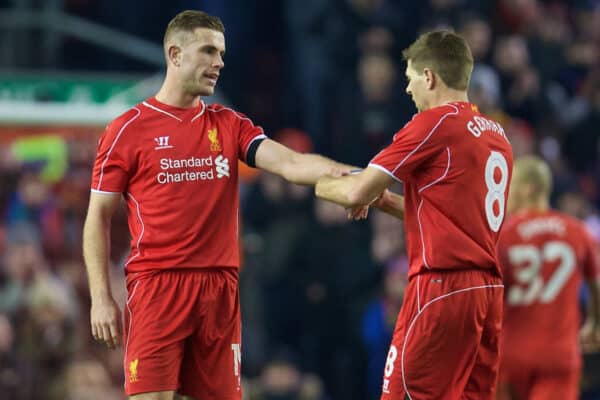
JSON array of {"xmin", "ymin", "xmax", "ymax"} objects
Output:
[
  {"xmin": 347, "ymin": 205, "xmax": 369, "ymax": 220},
  {"xmin": 580, "ymin": 320, "xmax": 600, "ymax": 353},
  {"xmin": 328, "ymin": 167, "xmax": 343, "ymax": 177},
  {"xmin": 90, "ymin": 295, "xmax": 122, "ymax": 349},
  {"xmin": 371, "ymin": 189, "xmax": 391, "ymax": 209},
  {"xmin": 346, "ymin": 189, "xmax": 389, "ymax": 220}
]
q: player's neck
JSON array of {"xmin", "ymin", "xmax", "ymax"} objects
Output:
[
  {"xmin": 155, "ymin": 81, "xmax": 200, "ymax": 109},
  {"xmin": 427, "ymin": 89, "xmax": 469, "ymax": 110}
]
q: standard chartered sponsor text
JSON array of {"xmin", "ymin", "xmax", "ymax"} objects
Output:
[{"xmin": 157, "ymin": 155, "xmax": 229, "ymax": 184}]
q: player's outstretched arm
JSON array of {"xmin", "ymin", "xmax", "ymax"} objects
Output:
[
  {"xmin": 315, "ymin": 166, "xmax": 402, "ymax": 215},
  {"xmin": 83, "ymin": 191, "xmax": 123, "ymax": 349},
  {"xmin": 346, "ymin": 188, "xmax": 405, "ymax": 221},
  {"xmin": 581, "ymin": 277, "xmax": 600, "ymax": 352},
  {"xmin": 254, "ymin": 138, "xmax": 353, "ymax": 185},
  {"xmin": 372, "ymin": 189, "xmax": 405, "ymax": 219}
]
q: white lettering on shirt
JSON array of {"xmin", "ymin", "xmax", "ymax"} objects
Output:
[
  {"xmin": 157, "ymin": 156, "xmax": 229, "ymax": 184},
  {"xmin": 518, "ymin": 217, "xmax": 566, "ymax": 240},
  {"xmin": 467, "ymin": 116, "xmax": 508, "ymax": 141}
]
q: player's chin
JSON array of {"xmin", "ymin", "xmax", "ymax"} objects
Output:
[{"xmin": 195, "ymin": 85, "xmax": 215, "ymax": 97}]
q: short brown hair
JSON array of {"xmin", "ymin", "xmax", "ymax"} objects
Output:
[
  {"xmin": 402, "ymin": 30, "xmax": 474, "ymax": 90},
  {"xmin": 164, "ymin": 10, "xmax": 225, "ymax": 45}
]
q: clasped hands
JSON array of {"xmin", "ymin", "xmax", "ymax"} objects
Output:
[{"xmin": 327, "ymin": 167, "xmax": 388, "ymax": 221}]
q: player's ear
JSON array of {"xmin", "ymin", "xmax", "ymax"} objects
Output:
[
  {"xmin": 168, "ymin": 45, "xmax": 182, "ymax": 67},
  {"xmin": 423, "ymin": 68, "xmax": 435, "ymax": 90}
]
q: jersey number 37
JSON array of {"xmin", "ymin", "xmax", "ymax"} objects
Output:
[{"xmin": 506, "ymin": 241, "xmax": 576, "ymax": 305}]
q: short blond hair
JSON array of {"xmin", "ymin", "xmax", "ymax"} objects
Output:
[
  {"xmin": 514, "ymin": 155, "xmax": 553, "ymax": 197},
  {"xmin": 164, "ymin": 10, "xmax": 225, "ymax": 46},
  {"xmin": 402, "ymin": 30, "xmax": 474, "ymax": 90}
]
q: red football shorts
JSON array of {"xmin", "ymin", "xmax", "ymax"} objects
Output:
[
  {"xmin": 380, "ymin": 269, "xmax": 503, "ymax": 400},
  {"xmin": 123, "ymin": 268, "xmax": 241, "ymax": 400},
  {"xmin": 497, "ymin": 359, "xmax": 580, "ymax": 400}
]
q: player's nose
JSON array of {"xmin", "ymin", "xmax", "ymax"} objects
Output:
[{"xmin": 215, "ymin": 55, "xmax": 225, "ymax": 69}]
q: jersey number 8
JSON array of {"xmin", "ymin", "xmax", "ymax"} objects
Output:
[{"xmin": 485, "ymin": 151, "xmax": 509, "ymax": 232}]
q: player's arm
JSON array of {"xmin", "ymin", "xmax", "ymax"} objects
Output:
[
  {"xmin": 581, "ymin": 277, "xmax": 600, "ymax": 352},
  {"xmin": 254, "ymin": 138, "xmax": 353, "ymax": 185},
  {"xmin": 372, "ymin": 189, "xmax": 405, "ymax": 219},
  {"xmin": 82, "ymin": 191, "xmax": 122, "ymax": 349},
  {"xmin": 316, "ymin": 166, "xmax": 404, "ymax": 218}
]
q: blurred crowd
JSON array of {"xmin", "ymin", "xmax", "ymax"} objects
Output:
[{"xmin": 1, "ymin": 0, "xmax": 600, "ymax": 399}]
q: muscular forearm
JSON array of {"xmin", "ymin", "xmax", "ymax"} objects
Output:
[
  {"xmin": 316, "ymin": 174, "xmax": 374, "ymax": 208},
  {"xmin": 316, "ymin": 166, "xmax": 394, "ymax": 209},
  {"xmin": 83, "ymin": 215, "xmax": 113, "ymax": 300},
  {"xmin": 285, "ymin": 153, "xmax": 354, "ymax": 185},
  {"xmin": 374, "ymin": 190, "xmax": 405, "ymax": 219}
]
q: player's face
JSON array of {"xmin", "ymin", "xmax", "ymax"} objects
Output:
[
  {"xmin": 405, "ymin": 60, "xmax": 428, "ymax": 111},
  {"xmin": 179, "ymin": 28, "xmax": 225, "ymax": 97}
]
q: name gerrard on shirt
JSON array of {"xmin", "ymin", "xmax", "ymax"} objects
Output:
[{"xmin": 369, "ymin": 102, "xmax": 513, "ymax": 278}]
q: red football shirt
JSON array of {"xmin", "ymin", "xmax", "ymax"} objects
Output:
[
  {"xmin": 497, "ymin": 209, "xmax": 599, "ymax": 369},
  {"xmin": 370, "ymin": 102, "xmax": 513, "ymax": 279},
  {"xmin": 91, "ymin": 97, "xmax": 266, "ymax": 278}
]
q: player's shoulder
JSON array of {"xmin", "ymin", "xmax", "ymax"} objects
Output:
[
  {"xmin": 402, "ymin": 104, "xmax": 460, "ymax": 133},
  {"xmin": 206, "ymin": 103, "xmax": 230, "ymax": 113},
  {"xmin": 104, "ymin": 106, "xmax": 143, "ymax": 137},
  {"xmin": 206, "ymin": 103, "xmax": 251, "ymax": 120},
  {"xmin": 505, "ymin": 209, "xmax": 589, "ymax": 238},
  {"xmin": 418, "ymin": 103, "xmax": 460, "ymax": 122},
  {"xmin": 549, "ymin": 210, "xmax": 591, "ymax": 235}
]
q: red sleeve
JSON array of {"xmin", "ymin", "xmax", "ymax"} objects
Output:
[
  {"xmin": 368, "ymin": 106, "xmax": 458, "ymax": 181},
  {"xmin": 582, "ymin": 226, "xmax": 600, "ymax": 281},
  {"xmin": 229, "ymin": 109, "xmax": 266, "ymax": 163},
  {"xmin": 91, "ymin": 108, "xmax": 140, "ymax": 192}
]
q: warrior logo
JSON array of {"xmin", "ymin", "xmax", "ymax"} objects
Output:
[{"xmin": 154, "ymin": 136, "xmax": 173, "ymax": 150}]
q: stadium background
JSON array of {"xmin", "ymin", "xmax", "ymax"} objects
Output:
[{"xmin": 0, "ymin": 0, "xmax": 599, "ymax": 399}]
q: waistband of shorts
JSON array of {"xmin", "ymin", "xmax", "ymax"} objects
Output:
[
  {"xmin": 126, "ymin": 266, "xmax": 238, "ymax": 286},
  {"xmin": 414, "ymin": 267, "xmax": 502, "ymax": 281}
]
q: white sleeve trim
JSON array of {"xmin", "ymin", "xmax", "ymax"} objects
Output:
[
  {"xmin": 90, "ymin": 189, "xmax": 121, "ymax": 194},
  {"xmin": 367, "ymin": 163, "xmax": 402, "ymax": 183}
]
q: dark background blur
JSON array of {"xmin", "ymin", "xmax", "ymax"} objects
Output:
[{"xmin": 0, "ymin": 0, "xmax": 599, "ymax": 399}]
